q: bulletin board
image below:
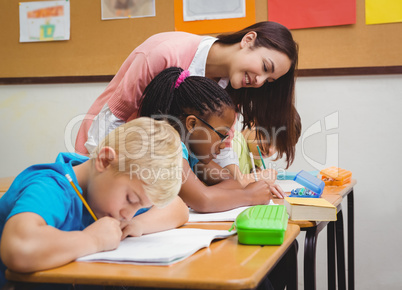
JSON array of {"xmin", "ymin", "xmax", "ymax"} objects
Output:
[{"xmin": 1, "ymin": 0, "xmax": 402, "ymax": 83}]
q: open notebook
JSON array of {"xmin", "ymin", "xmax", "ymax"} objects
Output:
[
  {"xmin": 189, "ymin": 200, "xmax": 276, "ymax": 222},
  {"xmin": 77, "ymin": 228, "xmax": 235, "ymax": 265}
]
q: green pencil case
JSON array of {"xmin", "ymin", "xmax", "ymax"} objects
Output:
[{"xmin": 229, "ymin": 205, "xmax": 288, "ymax": 245}]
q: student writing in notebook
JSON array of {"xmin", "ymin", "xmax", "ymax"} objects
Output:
[
  {"xmin": 139, "ymin": 67, "xmax": 273, "ymax": 213},
  {"xmin": 0, "ymin": 118, "xmax": 186, "ymax": 287},
  {"xmin": 230, "ymin": 107, "xmax": 302, "ymax": 198}
]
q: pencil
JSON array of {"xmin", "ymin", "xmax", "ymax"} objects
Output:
[
  {"xmin": 65, "ymin": 174, "xmax": 98, "ymax": 221},
  {"xmin": 249, "ymin": 152, "xmax": 259, "ymax": 182},
  {"xmin": 256, "ymin": 145, "xmax": 266, "ymax": 169}
]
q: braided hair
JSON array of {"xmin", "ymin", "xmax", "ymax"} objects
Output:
[{"xmin": 139, "ymin": 67, "xmax": 234, "ymax": 132}]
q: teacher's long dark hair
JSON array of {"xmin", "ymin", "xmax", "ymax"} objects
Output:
[{"xmin": 218, "ymin": 21, "xmax": 299, "ymax": 168}]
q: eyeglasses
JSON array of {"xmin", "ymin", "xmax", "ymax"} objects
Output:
[{"xmin": 185, "ymin": 114, "xmax": 229, "ymax": 143}]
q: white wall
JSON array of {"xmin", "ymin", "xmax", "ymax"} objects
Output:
[
  {"xmin": 286, "ymin": 75, "xmax": 402, "ymax": 290},
  {"xmin": 0, "ymin": 74, "xmax": 401, "ymax": 289},
  {"xmin": 292, "ymin": 75, "xmax": 402, "ymax": 289},
  {"xmin": 0, "ymin": 83, "xmax": 104, "ymax": 175}
]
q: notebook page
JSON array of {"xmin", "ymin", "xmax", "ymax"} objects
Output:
[
  {"xmin": 77, "ymin": 228, "xmax": 235, "ymax": 265},
  {"xmin": 188, "ymin": 200, "xmax": 276, "ymax": 222}
]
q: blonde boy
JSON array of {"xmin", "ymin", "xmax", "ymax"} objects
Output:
[{"xmin": 0, "ymin": 118, "xmax": 186, "ymax": 286}]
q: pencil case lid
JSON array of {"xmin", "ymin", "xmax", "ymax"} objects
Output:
[
  {"xmin": 232, "ymin": 205, "xmax": 288, "ymax": 231},
  {"xmin": 230, "ymin": 205, "xmax": 288, "ymax": 245},
  {"xmin": 294, "ymin": 170, "xmax": 325, "ymax": 195}
]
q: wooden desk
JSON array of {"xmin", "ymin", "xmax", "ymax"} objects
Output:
[
  {"xmin": 6, "ymin": 223, "xmax": 300, "ymax": 290},
  {"xmin": 274, "ymin": 181, "xmax": 356, "ymax": 290},
  {"xmin": 323, "ymin": 179, "xmax": 357, "ymax": 197}
]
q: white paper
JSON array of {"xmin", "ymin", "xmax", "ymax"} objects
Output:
[
  {"xmin": 182, "ymin": 0, "xmax": 245, "ymax": 22},
  {"xmin": 189, "ymin": 200, "xmax": 277, "ymax": 222},
  {"xmin": 77, "ymin": 228, "xmax": 235, "ymax": 265},
  {"xmin": 101, "ymin": 0, "xmax": 155, "ymax": 20},
  {"xmin": 275, "ymin": 180, "xmax": 301, "ymax": 193},
  {"xmin": 19, "ymin": 1, "xmax": 70, "ymax": 43}
]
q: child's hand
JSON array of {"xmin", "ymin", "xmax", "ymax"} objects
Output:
[
  {"xmin": 269, "ymin": 183, "xmax": 285, "ymax": 199},
  {"xmin": 83, "ymin": 217, "xmax": 122, "ymax": 252},
  {"xmin": 244, "ymin": 180, "xmax": 272, "ymax": 205},
  {"xmin": 258, "ymin": 169, "xmax": 277, "ymax": 185},
  {"xmin": 120, "ymin": 219, "xmax": 144, "ymax": 239}
]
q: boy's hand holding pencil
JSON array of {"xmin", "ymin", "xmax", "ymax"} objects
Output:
[
  {"xmin": 120, "ymin": 219, "xmax": 144, "ymax": 239},
  {"xmin": 83, "ymin": 217, "xmax": 122, "ymax": 252}
]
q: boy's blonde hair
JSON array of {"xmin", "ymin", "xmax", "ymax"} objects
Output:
[{"xmin": 91, "ymin": 117, "xmax": 183, "ymax": 207}]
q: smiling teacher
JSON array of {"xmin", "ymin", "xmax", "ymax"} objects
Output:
[{"xmin": 75, "ymin": 21, "xmax": 299, "ymax": 170}]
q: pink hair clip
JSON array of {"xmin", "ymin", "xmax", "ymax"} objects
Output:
[{"xmin": 175, "ymin": 70, "xmax": 190, "ymax": 88}]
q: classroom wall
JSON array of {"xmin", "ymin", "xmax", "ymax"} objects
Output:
[
  {"xmin": 1, "ymin": 74, "xmax": 402, "ymax": 289},
  {"xmin": 287, "ymin": 74, "xmax": 402, "ymax": 290}
]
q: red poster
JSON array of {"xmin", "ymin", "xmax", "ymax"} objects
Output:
[{"xmin": 268, "ymin": 0, "xmax": 356, "ymax": 29}]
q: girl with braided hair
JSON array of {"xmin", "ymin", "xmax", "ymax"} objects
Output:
[{"xmin": 139, "ymin": 67, "xmax": 273, "ymax": 213}]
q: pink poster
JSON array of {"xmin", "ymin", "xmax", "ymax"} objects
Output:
[{"xmin": 268, "ymin": 0, "xmax": 356, "ymax": 29}]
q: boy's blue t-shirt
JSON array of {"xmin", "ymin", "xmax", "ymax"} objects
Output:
[
  {"xmin": 181, "ymin": 142, "xmax": 199, "ymax": 171},
  {"xmin": 0, "ymin": 152, "xmax": 92, "ymax": 286}
]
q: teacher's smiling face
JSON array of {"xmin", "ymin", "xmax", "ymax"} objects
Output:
[{"xmin": 228, "ymin": 32, "xmax": 291, "ymax": 89}]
